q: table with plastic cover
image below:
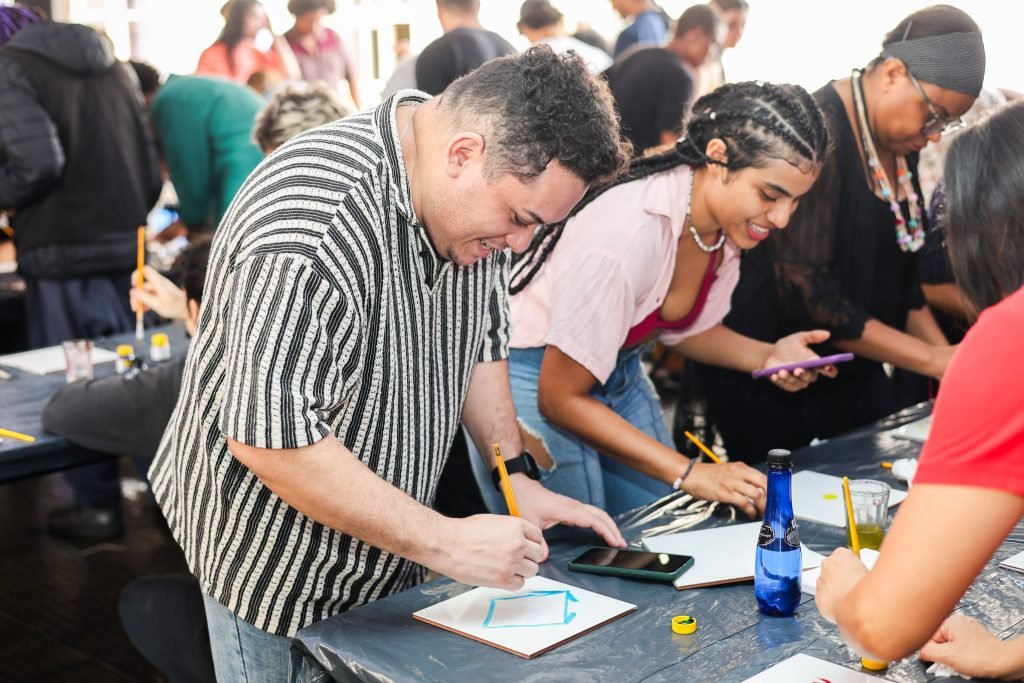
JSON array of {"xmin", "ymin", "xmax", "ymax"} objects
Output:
[
  {"xmin": 0, "ymin": 324, "xmax": 189, "ymax": 483},
  {"xmin": 293, "ymin": 402, "xmax": 1024, "ymax": 683}
]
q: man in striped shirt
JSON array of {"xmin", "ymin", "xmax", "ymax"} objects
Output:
[{"xmin": 149, "ymin": 46, "xmax": 630, "ymax": 681}]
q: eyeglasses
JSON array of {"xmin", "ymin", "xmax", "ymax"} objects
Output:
[{"xmin": 907, "ymin": 71, "xmax": 965, "ymax": 137}]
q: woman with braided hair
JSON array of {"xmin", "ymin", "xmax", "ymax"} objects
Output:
[
  {"xmin": 696, "ymin": 5, "xmax": 984, "ymax": 461},
  {"xmin": 468, "ymin": 81, "xmax": 832, "ymax": 516}
]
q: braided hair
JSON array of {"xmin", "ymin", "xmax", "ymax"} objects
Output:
[{"xmin": 509, "ymin": 80, "xmax": 830, "ymax": 294}]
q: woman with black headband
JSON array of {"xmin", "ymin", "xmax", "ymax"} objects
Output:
[
  {"xmin": 696, "ymin": 5, "xmax": 985, "ymax": 461},
  {"xmin": 466, "ymin": 81, "xmax": 831, "ymax": 517}
]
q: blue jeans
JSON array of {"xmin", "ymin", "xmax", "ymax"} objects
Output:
[
  {"xmin": 469, "ymin": 346, "xmax": 673, "ymax": 516},
  {"xmin": 202, "ymin": 593, "xmax": 295, "ymax": 683}
]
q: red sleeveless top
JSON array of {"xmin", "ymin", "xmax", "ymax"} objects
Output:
[{"xmin": 623, "ymin": 249, "xmax": 719, "ymax": 348}]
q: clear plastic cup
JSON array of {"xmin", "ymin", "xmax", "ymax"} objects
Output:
[{"xmin": 846, "ymin": 479, "xmax": 891, "ymax": 550}]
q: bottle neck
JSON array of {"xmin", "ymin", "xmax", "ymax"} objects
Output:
[{"xmin": 765, "ymin": 466, "xmax": 793, "ymax": 511}]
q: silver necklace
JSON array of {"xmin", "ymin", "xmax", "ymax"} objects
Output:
[{"xmin": 687, "ymin": 172, "xmax": 725, "ymax": 253}]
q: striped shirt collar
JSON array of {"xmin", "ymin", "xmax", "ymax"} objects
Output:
[{"xmin": 378, "ymin": 89, "xmax": 449, "ymax": 286}]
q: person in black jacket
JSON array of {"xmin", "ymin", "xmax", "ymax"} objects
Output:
[
  {"xmin": 42, "ymin": 240, "xmax": 210, "ymax": 541},
  {"xmin": 0, "ymin": 9, "xmax": 161, "ymax": 348},
  {"xmin": 415, "ymin": 0, "xmax": 516, "ymax": 96}
]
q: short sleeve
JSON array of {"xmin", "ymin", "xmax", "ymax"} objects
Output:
[
  {"xmin": 219, "ymin": 253, "xmax": 356, "ymax": 450},
  {"xmin": 770, "ymin": 139, "xmax": 871, "ymax": 340},
  {"xmin": 545, "ymin": 251, "xmax": 636, "ymax": 384},
  {"xmin": 479, "ymin": 251, "xmax": 510, "ymax": 363},
  {"xmin": 914, "ymin": 295, "xmax": 1024, "ymax": 495}
]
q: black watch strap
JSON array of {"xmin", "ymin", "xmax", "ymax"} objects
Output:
[{"xmin": 492, "ymin": 451, "xmax": 541, "ymax": 491}]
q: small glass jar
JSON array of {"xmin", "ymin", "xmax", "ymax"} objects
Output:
[
  {"xmin": 115, "ymin": 344, "xmax": 136, "ymax": 375},
  {"xmin": 150, "ymin": 332, "xmax": 171, "ymax": 362}
]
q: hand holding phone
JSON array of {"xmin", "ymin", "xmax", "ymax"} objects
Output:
[
  {"xmin": 568, "ymin": 547, "xmax": 694, "ymax": 582},
  {"xmin": 752, "ymin": 352, "xmax": 854, "ymax": 380}
]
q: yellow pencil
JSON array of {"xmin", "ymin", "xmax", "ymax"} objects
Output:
[
  {"xmin": 843, "ymin": 477, "xmax": 887, "ymax": 669},
  {"xmin": 492, "ymin": 444, "xmax": 520, "ymax": 517},
  {"xmin": 842, "ymin": 476, "xmax": 861, "ymax": 556},
  {"xmin": 0, "ymin": 427, "xmax": 36, "ymax": 443},
  {"xmin": 683, "ymin": 430, "xmax": 722, "ymax": 464},
  {"xmin": 135, "ymin": 226, "xmax": 146, "ymax": 341}
]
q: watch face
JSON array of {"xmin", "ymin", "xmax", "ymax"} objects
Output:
[{"xmin": 520, "ymin": 451, "xmax": 541, "ymax": 480}]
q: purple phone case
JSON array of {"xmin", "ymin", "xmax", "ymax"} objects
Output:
[{"xmin": 751, "ymin": 352, "xmax": 854, "ymax": 379}]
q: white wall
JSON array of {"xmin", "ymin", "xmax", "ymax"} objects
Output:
[{"xmin": 59, "ymin": 0, "xmax": 1023, "ymax": 105}]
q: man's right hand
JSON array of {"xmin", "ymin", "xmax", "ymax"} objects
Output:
[{"xmin": 430, "ymin": 514, "xmax": 545, "ymax": 591}]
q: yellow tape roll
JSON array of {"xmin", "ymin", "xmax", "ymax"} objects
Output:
[{"xmin": 671, "ymin": 615, "xmax": 697, "ymax": 635}]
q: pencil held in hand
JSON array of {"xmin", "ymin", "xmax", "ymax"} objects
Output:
[
  {"xmin": 136, "ymin": 226, "xmax": 145, "ymax": 340},
  {"xmin": 492, "ymin": 444, "xmax": 520, "ymax": 517},
  {"xmin": 842, "ymin": 476, "xmax": 861, "ymax": 556},
  {"xmin": 683, "ymin": 430, "xmax": 722, "ymax": 464}
]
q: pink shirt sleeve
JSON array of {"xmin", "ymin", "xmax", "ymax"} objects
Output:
[{"xmin": 544, "ymin": 250, "xmax": 638, "ymax": 384}]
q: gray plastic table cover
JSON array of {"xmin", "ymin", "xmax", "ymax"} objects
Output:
[
  {"xmin": 0, "ymin": 324, "xmax": 189, "ymax": 482},
  {"xmin": 293, "ymin": 404, "xmax": 1024, "ymax": 682}
]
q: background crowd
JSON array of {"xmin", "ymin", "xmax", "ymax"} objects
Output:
[{"xmin": 0, "ymin": 0, "xmax": 1022, "ymax": 681}]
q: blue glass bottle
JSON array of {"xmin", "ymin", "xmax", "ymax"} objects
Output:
[{"xmin": 755, "ymin": 448, "xmax": 801, "ymax": 616}]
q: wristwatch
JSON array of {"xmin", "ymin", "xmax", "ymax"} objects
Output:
[{"xmin": 492, "ymin": 450, "xmax": 541, "ymax": 491}]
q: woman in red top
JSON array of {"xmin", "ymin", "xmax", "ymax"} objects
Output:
[
  {"xmin": 197, "ymin": 0, "xmax": 299, "ymax": 86},
  {"xmin": 816, "ymin": 101, "xmax": 1024, "ymax": 676}
]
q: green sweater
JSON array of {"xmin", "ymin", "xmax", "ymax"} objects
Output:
[{"xmin": 151, "ymin": 75, "xmax": 264, "ymax": 229}]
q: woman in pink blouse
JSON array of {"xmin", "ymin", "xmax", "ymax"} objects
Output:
[
  {"xmin": 198, "ymin": 0, "xmax": 299, "ymax": 86},
  {"xmin": 470, "ymin": 82, "xmax": 834, "ymax": 516}
]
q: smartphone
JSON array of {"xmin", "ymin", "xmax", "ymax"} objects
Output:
[
  {"xmin": 751, "ymin": 352, "xmax": 855, "ymax": 380},
  {"xmin": 568, "ymin": 547, "xmax": 695, "ymax": 582}
]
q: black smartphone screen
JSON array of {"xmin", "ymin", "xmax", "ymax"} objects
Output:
[{"xmin": 571, "ymin": 547, "xmax": 693, "ymax": 574}]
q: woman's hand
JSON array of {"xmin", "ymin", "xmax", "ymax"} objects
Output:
[
  {"xmin": 682, "ymin": 461, "xmax": 767, "ymax": 518},
  {"xmin": 920, "ymin": 615, "xmax": 1024, "ymax": 680},
  {"xmin": 815, "ymin": 547, "xmax": 868, "ymax": 622},
  {"xmin": 762, "ymin": 329, "xmax": 838, "ymax": 392}
]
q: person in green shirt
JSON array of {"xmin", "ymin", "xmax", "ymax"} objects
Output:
[{"xmin": 130, "ymin": 63, "xmax": 265, "ymax": 239}]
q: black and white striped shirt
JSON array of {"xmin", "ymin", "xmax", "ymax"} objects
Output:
[{"xmin": 149, "ymin": 92, "xmax": 510, "ymax": 637}]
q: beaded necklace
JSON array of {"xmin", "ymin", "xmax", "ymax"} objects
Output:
[
  {"xmin": 687, "ymin": 170, "xmax": 725, "ymax": 253},
  {"xmin": 851, "ymin": 69, "xmax": 924, "ymax": 252}
]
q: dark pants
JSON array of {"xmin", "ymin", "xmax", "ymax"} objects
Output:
[
  {"xmin": 119, "ymin": 575, "xmax": 216, "ymax": 683},
  {"xmin": 695, "ymin": 360, "xmax": 907, "ymax": 465},
  {"xmin": 27, "ymin": 273, "xmax": 134, "ymax": 508},
  {"xmin": 25, "ymin": 273, "xmax": 133, "ymax": 348}
]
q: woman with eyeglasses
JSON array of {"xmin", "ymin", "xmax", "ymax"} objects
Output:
[{"xmin": 694, "ymin": 5, "xmax": 985, "ymax": 462}]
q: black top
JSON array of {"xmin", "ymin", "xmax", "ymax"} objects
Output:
[
  {"xmin": 414, "ymin": 27, "xmax": 516, "ymax": 96},
  {"xmin": 606, "ymin": 47, "xmax": 693, "ymax": 154},
  {"xmin": 42, "ymin": 356, "xmax": 185, "ymax": 462},
  {"xmin": 0, "ymin": 22, "xmax": 161, "ymax": 279},
  {"xmin": 723, "ymin": 83, "xmax": 927, "ymax": 357}
]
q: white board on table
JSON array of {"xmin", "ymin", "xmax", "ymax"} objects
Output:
[
  {"xmin": 412, "ymin": 575, "xmax": 636, "ymax": 659},
  {"xmin": 801, "ymin": 549, "xmax": 879, "ymax": 595},
  {"xmin": 1000, "ymin": 550, "xmax": 1024, "ymax": 574},
  {"xmin": 793, "ymin": 471, "xmax": 907, "ymax": 528},
  {"xmin": 0, "ymin": 345, "xmax": 118, "ymax": 375},
  {"xmin": 642, "ymin": 522, "xmax": 824, "ymax": 590},
  {"xmin": 892, "ymin": 415, "xmax": 932, "ymax": 443},
  {"xmin": 742, "ymin": 653, "xmax": 888, "ymax": 682}
]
